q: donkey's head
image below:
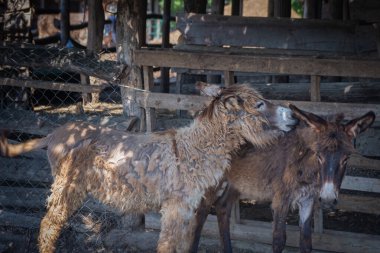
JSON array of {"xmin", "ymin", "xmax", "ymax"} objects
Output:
[
  {"xmin": 197, "ymin": 82, "xmax": 298, "ymax": 147},
  {"xmin": 290, "ymin": 104, "xmax": 375, "ymax": 208}
]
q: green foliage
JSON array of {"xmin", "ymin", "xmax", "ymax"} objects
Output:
[
  {"xmin": 291, "ymin": 0, "xmax": 304, "ymax": 17},
  {"xmin": 158, "ymin": 0, "xmax": 184, "ymax": 14}
]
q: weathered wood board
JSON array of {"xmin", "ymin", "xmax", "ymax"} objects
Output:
[
  {"xmin": 176, "ymin": 13, "xmax": 376, "ymax": 54},
  {"xmin": 0, "ymin": 108, "xmax": 136, "ymax": 136},
  {"xmin": 134, "ymin": 48, "xmax": 380, "ymax": 78},
  {"xmin": 0, "ymin": 78, "xmax": 108, "ymax": 93}
]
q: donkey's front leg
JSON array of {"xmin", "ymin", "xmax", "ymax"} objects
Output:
[
  {"xmin": 272, "ymin": 195, "xmax": 290, "ymax": 253},
  {"xmin": 189, "ymin": 198, "xmax": 212, "ymax": 253},
  {"xmin": 298, "ymin": 197, "xmax": 314, "ymax": 253},
  {"xmin": 157, "ymin": 200, "xmax": 195, "ymax": 253},
  {"xmin": 215, "ymin": 186, "xmax": 240, "ymax": 253}
]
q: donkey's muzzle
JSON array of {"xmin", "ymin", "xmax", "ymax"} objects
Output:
[
  {"xmin": 319, "ymin": 197, "xmax": 338, "ymax": 210},
  {"xmin": 275, "ymin": 107, "xmax": 299, "ymax": 132}
]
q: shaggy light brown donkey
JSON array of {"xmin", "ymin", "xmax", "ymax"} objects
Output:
[{"xmin": 1, "ymin": 84, "xmax": 298, "ymax": 253}]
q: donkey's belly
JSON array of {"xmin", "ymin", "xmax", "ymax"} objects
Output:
[{"xmin": 238, "ymin": 183, "xmax": 273, "ymax": 203}]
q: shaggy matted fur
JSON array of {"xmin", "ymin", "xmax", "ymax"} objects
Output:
[
  {"xmin": 1, "ymin": 84, "xmax": 297, "ymax": 253},
  {"xmin": 190, "ymin": 105, "xmax": 375, "ymax": 253}
]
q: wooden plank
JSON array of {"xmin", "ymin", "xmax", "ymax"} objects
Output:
[
  {"xmin": 60, "ymin": 0, "xmax": 70, "ymax": 46},
  {"xmin": 145, "ymin": 107, "xmax": 156, "ymax": 132},
  {"xmin": 174, "ymin": 44, "xmax": 356, "ymax": 57},
  {"xmin": 0, "ymin": 186, "xmax": 48, "ymax": 209},
  {"xmin": 0, "ymin": 108, "xmax": 136, "ymax": 136},
  {"xmin": 341, "ymin": 176, "xmax": 380, "ymax": 193},
  {"xmin": 134, "ymin": 48, "xmax": 380, "ymax": 78},
  {"xmin": 252, "ymin": 81, "xmax": 380, "ymax": 104},
  {"xmin": 348, "ymin": 155, "xmax": 380, "ymax": 171},
  {"xmin": 133, "ymin": 88, "xmax": 212, "ymax": 111},
  {"xmin": 131, "ymin": 88, "xmax": 380, "ymax": 119},
  {"xmin": 0, "ymin": 186, "xmax": 114, "ymax": 212},
  {"xmin": 231, "ymin": 200, "xmax": 240, "ymax": 224},
  {"xmin": 0, "ymin": 156, "xmax": 52, "ymax": 184},
  {"xmin": 0, "ymin": 78, "xmax": 107, "ymax": 93},
  {"xmin": 313, "ymin": 205, "xmax": 324, "ymax": 233},
  {"xmin": 224, "ymin": 71, "xmax": 234, "ymax": 87},
  {"xmin": 143, "ymin": 66, "xmax": 154, "ymax": 90},
  {"xmin": 134, "ymin": 89, "xmax": 380, "ymax": 135},
  {"xmin": 142, "ymin": 66, "xmax": 156, "ymax": 132},
  {"xmin": 310, "ymin": 75, "xmax": 321, "ymax": 102},
  {"xmin": 174, "ymin": 80, "xmax": 380, "ymax": 103},
  {"xmin": 145, "ymin": 213, "xmax": 380, "ymax": 253},
  {"xmin": 273, "ymin": 100, "xmax": 380, "ymax": 121},
  {"xmin": 0, "ymin": 211, "xmax": 41, "ymax": 229},
  {"xmin": 176, "ymin": 14, "xmax": 360, "ymax": 53},
  {"xmin": 337, "ymin": 194, "xmax": 380, "ymax": 215}
]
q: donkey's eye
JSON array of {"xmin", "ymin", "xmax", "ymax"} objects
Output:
[{"xmin": 256, "ymin": 101, "xmax": 265, "ymax": 109}]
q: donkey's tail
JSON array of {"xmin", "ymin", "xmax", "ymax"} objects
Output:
[{"xmin": 0, "ymin": 133, "xmax": 50, "ymax": 157}]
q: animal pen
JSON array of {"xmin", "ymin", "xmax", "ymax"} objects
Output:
[{"xmin": 0, "ymin": 0, "xmax": 380, "ymax": 252}]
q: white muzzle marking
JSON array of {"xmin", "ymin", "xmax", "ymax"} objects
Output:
[
  {"xmin": 320, "ymin": 182, "xmax": 337, "ymax": 201},
  {"xmin": 275, "ymin": 106, "xmax": 294, "ymax": 132}
]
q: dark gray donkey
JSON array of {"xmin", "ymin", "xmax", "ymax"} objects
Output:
[{"xmin": 191, "ymin": 105, "xmax": 375, "ymax": 253}]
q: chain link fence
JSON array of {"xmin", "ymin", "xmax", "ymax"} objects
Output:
[{"xmin": 0, "ymin": 43, "xmax": 137, "ymax": 252}]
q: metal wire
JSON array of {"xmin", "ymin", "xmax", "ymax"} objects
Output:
[{"xmin": 0, "ymin": 44, "xmax": 131, "ymax": 252}]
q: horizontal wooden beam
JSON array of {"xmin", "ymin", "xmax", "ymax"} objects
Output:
[
  {"xmin": 134, "ymin": 88, "xmax": 211, "ymax": 112},
  {"xmin": 0, "ymin": 186, "xmax": 48, "ymax": 209},
  {"xmin": 176, "ymin": 14, "xmax": 370, "ymax": 53},
  {"xmin": 0, "ymin": 108, "xmax": 135, "ymax": 137},
  {"xmin": 275, "ymin": 100, "xmax": 380, "ymax": 120},
  {"xmin": 129, "ymin": 87, "xmax": 380, "ymax": 120},
  {"xmin": 348, "ymin": 154, "xmax": 380, "ymax": 171},
  {"xmin": 341, "ymin": 176, "xmax": 380, "ymax": 193},
  {"xmin": 145, "ymin": 213, "xmax": 380, "ymax": 253},
  {"xmin": 0, "ymin": 211, "xmax": 41, "ymax": 229},
  {"xmin": 337, "ymin": 194, "xmax": 380, "ymax": 215},
  {"xmin": 0, "ymin": 186, "xmax": 113, "ymax": 212},
  {"xmin": 134, "ymin": 48, "xmax": 380, "ymax": 78},
  {"xmin": 0, "ymin": 78, "xmax": 107, "ymax": 93}
]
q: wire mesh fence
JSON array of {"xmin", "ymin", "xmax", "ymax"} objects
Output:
[{"xmin": 0, "ymin": 43, "xmax": 135, "ymax": 252}]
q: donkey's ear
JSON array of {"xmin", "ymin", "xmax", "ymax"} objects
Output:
[
  {"xmin": 289, "ymin": 104, "xmax": 327, "ymax": 132},
  {"xmin": 344, "ymin": 111, "xmax": 375, "ymax": 138},
  {"xmin": 195, "ymin": 81, "xmax": 223, "ymax": 97}
]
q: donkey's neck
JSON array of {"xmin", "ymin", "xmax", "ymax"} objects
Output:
[{"xmin": 176, "ymin": 117, "xmax": 244, "ymax": 186}]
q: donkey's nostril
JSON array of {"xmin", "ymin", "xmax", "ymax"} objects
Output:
[
  {"xmin": 333, "ymin": 199, "xmax": 338, "ymax": 205},
  {"xmin": 319, "ymin": 197, "xmax": 322, "ymax": 202}
]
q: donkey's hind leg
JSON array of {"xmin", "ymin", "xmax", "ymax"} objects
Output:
[{"xmin": 38, "ymin": 175, "xmax": 87, "ymax": 253}]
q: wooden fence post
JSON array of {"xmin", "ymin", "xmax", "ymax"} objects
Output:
[{"xmin": 116, "ymin": 0, "xmax": 145, "ymax": 130}]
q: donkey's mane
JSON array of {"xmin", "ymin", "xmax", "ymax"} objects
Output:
[{"xmin": 198, "ymin": 84, "xmax": 263, "ymax": 120}]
